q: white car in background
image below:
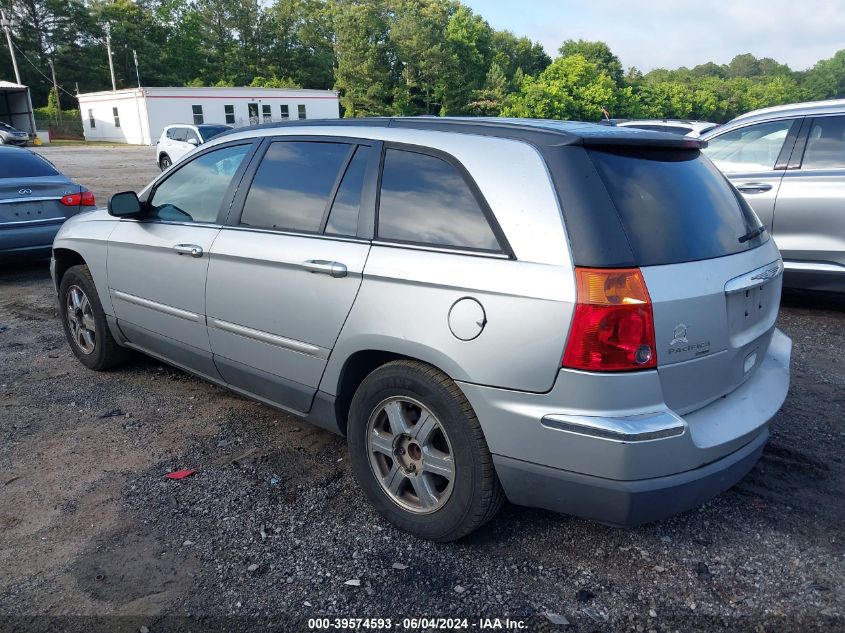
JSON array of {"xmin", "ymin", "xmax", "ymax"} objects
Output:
[
  {"xmin": 156, "ymin": 124, "xmax": 233, "ymax": 170},
  {"xmin": 616, "ymin": 119, "xmax": 719, "ymax": 138}
]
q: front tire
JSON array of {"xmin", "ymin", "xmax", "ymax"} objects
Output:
[
  {"xmin": 348, "ymin": 360, "xmax": 504, "ymax": 541},
  {"xmin": 159, "ymin": 154, "xmax": 172, "ymax": 170},
  {"xmin": 59, "ymin": 265, "xmax": 128, "ymax": 371}
]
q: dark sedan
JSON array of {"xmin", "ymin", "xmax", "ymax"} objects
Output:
[{"xmin": 0, "ymin": 146, "xmax": 94, "ymax": 260}]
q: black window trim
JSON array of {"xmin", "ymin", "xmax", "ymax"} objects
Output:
[
  {"xmin": 374, "ymin": 142, "xmax": 514, "ymax": 259},
  {"xmin": 791, "ymin": 113, "xmax": 845, "ymax": 171},
  {"xmin": 134, "ymin": 138, "xmax": 261, "ymax": 227},
  {"xmin": 224, "ymin": 134, "xmax": 383, "ymax": 242}
]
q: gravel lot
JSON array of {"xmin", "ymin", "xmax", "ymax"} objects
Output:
[{"xmin": 1, "ymin": 145, "xmax": 844, "ymax": 632}]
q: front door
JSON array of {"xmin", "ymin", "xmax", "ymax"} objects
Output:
[
  {"xmin": 107, "ymin": 142, "xmax": 255, "ymax": 378},
  {"xmin": 703, "ymin": 117, "xmax": 801, "ymax": 231},
  {"xmin": 206, "ymin": 138, "xmax": 377, "ymax": 413}
]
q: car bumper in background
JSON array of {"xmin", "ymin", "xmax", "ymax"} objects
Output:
[
  {"xmin": 459, "ymin": 328, "xmax": 792, "ymax": 526},
  {"xmin": 0, "ymin": 220, "xmax": 64, "ymax": 261}
]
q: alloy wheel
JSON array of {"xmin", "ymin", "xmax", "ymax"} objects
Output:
[
  {"xmin": 66, "ymin": 285, "xmax": 96, "ymax": 355},
  {"xmin": 366, "ymin": 396, "xmax": 455, "ymax": 514}
]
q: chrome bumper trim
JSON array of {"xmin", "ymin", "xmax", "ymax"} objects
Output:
[{"xmin": 541, "ymin": 411, "xmax": 686, "ymax": 443}]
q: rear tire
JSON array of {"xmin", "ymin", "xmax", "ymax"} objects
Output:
[
  {"xmin": 347, "ymin": 360, "xmax": 504, "ymax": 542},
  {"xmin": 59, "ymin": 264, "xmax": 128, "ymax": 371},
  {"xmin": 159, "ymin": 154, "xmax": 172, "ymax": 170}
]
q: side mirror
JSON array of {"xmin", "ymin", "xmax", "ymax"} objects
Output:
[
  {"xmin": 187, "ymin": 137, "xmax": 199, "ymax": 146},
  {"xmin": 108, "ymin": 191, "xmax": 143, "ymax": 217}
]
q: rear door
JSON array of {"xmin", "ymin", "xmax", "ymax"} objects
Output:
[
  {"xmin": 771, "ymin": 114, "xmax": 845, "ymax": 280},
  {"xmin": 586, "ymin": 146, "xmax": 783, "ymax": 415},
  {"xmin": 703, "ymin": 117, "xmax": 801, "ymax": 231},
  {"xmin": 107, "ymin": 141, "xmax": 255, "ymax": 378},
  {"xmin": 205, "ymin": 137, "xmax": 378, "ymax": 413}
]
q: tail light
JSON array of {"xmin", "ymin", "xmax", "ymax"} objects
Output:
[
  {"xmin": 61, "ymin": 190, "xmax": 96, "ymax": 207},
  {"xmin": 562, "ymin": 267, "xmax": 657, "ymax": 372}
]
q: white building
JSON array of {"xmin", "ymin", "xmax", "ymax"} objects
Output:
[{"xmin": 77, "ymin": 86, "xmax": 340, "ymax": 145}]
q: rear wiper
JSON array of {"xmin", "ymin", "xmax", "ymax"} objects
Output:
[{"xmin": 738, "ymin": 225, "xmax": 766, "ymax": 243}]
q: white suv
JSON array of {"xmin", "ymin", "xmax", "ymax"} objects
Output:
[{"xmin": 156, "ymin": 124, "xmax": 233, "ymax": 170}]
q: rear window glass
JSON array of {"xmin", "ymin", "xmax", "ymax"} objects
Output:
[
  {"xmin": 0, "ymin": 151, "xmax": 60, "ymax": 178},
  {"xmin": 588, "ymin": 148, "xmax": 767, "ymax": 266}
]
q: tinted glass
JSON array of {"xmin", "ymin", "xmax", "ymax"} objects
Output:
[
  {"xmin": 0, "ymin": 151, "xmax": 60, "ymax": 178},
  {"xmin": 802, "ymin": 116, "xmax": 845, "ymax": 169},
  {"xmin": 149, "ymin": 144, "xmax": 249, "ymax": 223},
  {"xmin": 185, "ymin": 129, "xmax": 200, "ymax": 143},
  {"xmin": 326, "ymin": 146, "xmax": 370, "ymax": 236},
  {"xmin": 588, "ymin": 148, "xmax": 767, "ymax": 266},
  {"xmin": 198, "ymin": 126, "xmax": 230, "ymax": 141},
  {"xmin": 240, "ymin": 141, "xmax": 350, "ymax": 232},
  {"xmin": 169, "ymin": 127, "xmax": 187, "ymax": 142},
  {"xmin": 703, "ymin": 119, "xmax": 794, "ymax": 172},
  {"xmin": 378, "ymin": 149, "xmax": 500, "ymax": 251}
]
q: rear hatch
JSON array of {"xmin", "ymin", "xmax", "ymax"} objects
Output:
[
  {"xmin": 580, "ymin": 145, "xmax": 780, "ymax": 414},
  {"xmin": 0, "ymin": 152, "xmax": 80, "ymax": 226}
]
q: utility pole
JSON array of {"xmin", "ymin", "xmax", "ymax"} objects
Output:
[
  {"xmin": 47, "ymin": 58, "xmax": 62, "ymax": 120},
  {"xmin": 0, "ymin": 10, "xmax": 21, "ymax": 85},
  {"xmin": 104, "ymin": 23, "xmax": 117, "ymax": 91},
  {"xmin": 133, "ymin": 49, "xmax": 141, "ymax": 88}
]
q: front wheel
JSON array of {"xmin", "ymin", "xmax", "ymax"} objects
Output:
[
  {"xmin": 347, "ymin": 360, "xmax": 504, "ymax": 541},
  {"xmin": 59, "ymin": 265, "xmax": 128, "ymax": 371},
  {"xmin": 159, "ymin": 154, "xmax": 172, "ymax": 170}
]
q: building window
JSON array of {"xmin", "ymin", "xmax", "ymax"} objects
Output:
[
  {"xmin": 297, "ymin": 104, "xmax": 306, "ymax": 120},
  {"xmin": 192, "ymin": 104, "xmax": 204, "ymax": 125},
  {"xmin": 88, "ymin": 109, "xmax": 95, "ymax": 129},
  {"xmin": 224, "ymin": 104, "xmax": 235, "ymax": 125},
  {"xmin": 112, "ymin": 107, "xmax": 120, "ymax": 128},
  {"xmin": 262, "ymin": 104, "xmax": 272, "ymax": 123},
  {"xmin": 280, "ymin": 105, "xmax": 289, "ymax": 120}
]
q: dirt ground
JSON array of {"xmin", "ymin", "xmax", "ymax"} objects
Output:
[{"xmin": 0, "ymin": 145, "xmax": 843, "ymax": 632}]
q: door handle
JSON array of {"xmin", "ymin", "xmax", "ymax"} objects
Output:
[
  {"xmin": 302, "ymin": 259, "xmax": 347, "ymax": 278},
  {"xmin": 736, "ymin": 182, "xmax": 773, "ymax": 194},
  {"xmin": 173, "ymin": 243, "xmax": 203, "ymax": 257}
]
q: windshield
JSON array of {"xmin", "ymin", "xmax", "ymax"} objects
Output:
[
  {"xmin": 199, "ymin": 126, "xmax": 232, "ymax": 142},
  {"xmin": 587, "ymin": 147, "xmax": 767, "ymax": 266}
]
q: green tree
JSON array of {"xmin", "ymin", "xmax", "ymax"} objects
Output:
[
  {"xmin": 502, "ymin": 54, "xmax": 618, "ymax": 121},
  {"xmin": 558, "ymin": 39, "xmax": 623, "ymax": 85},
  {"xmin": 467, "ymin": 61, "xmax": 508, "ymax": 115}
]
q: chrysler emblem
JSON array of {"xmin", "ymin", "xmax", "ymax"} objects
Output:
[
  {"xmin": 18, "ymin": 188, "xmax": 32, "ymax": 195},
  {"xmin": 670, "ymin": 323, "xmax": 688, "ymax": 346}
]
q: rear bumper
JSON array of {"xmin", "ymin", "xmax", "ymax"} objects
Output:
[
  {"xmin": 0, "ymin": 221, "xmax": 63, "ymax": 260},
  {"xmin": 494, "ymin": 429, "xmax": 767, "ymax": 526},
  {"xmin": 458, "ymin": 328, "xmax": 791, "ymax": 525}
]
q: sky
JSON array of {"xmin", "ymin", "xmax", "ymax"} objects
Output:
[{"xmin": 462, "ymin": 0, "xmax": 845, "ymax": 72}]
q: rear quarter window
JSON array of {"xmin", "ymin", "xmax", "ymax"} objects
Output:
[{"xmin": 587, "ymin": 148, "xmax": 767, "ymax": 266}]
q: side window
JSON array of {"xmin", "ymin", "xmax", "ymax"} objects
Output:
[
  {"xmin": 801, "ymin": 116, "xmax": 845, "ymax": 169},
  {"xmin": 192, "ymin": 105, "xmax": 204, "ymax": 125},
  {"xmin": 377, "ymin": 149, "xmax": 501, "ymax": 251},
  {"xmin": 172, "ymin": 127, "xmax": 188, "ymax": 142},
  {"xmin": 165, "ymin": 127, "xmax": 176, "ymax": 140},
  {"xmin": 240, "ymin": 141, "xmax": 351, "ymax": 233},
  {"xmin": 326, "ymin": 146, "xmax": 370, "ymax": 236},
  {"xmin": 703, "ymin": 119, "xmax": 795, "ymax": 172},
  {"xmin": 185, "ymin": 129, "xmax": 200, "ymax": 144},
  {"xmin": 149, "ymin": 144, "xmax": 250, "ymax": 223}
]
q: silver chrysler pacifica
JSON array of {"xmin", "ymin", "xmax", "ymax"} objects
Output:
[{"xmin": 52, "ymin": 117, "xmax": 792, "ymax": 541}]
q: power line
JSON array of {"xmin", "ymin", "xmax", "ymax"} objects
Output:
[{"xmin": 10, "ymin": 39, "xmax": 80, "ymax": 99}]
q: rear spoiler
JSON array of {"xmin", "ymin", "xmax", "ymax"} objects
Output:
[{"xmin": 576, "ymin": 134, "xmax": 706, "ymax": 150}]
